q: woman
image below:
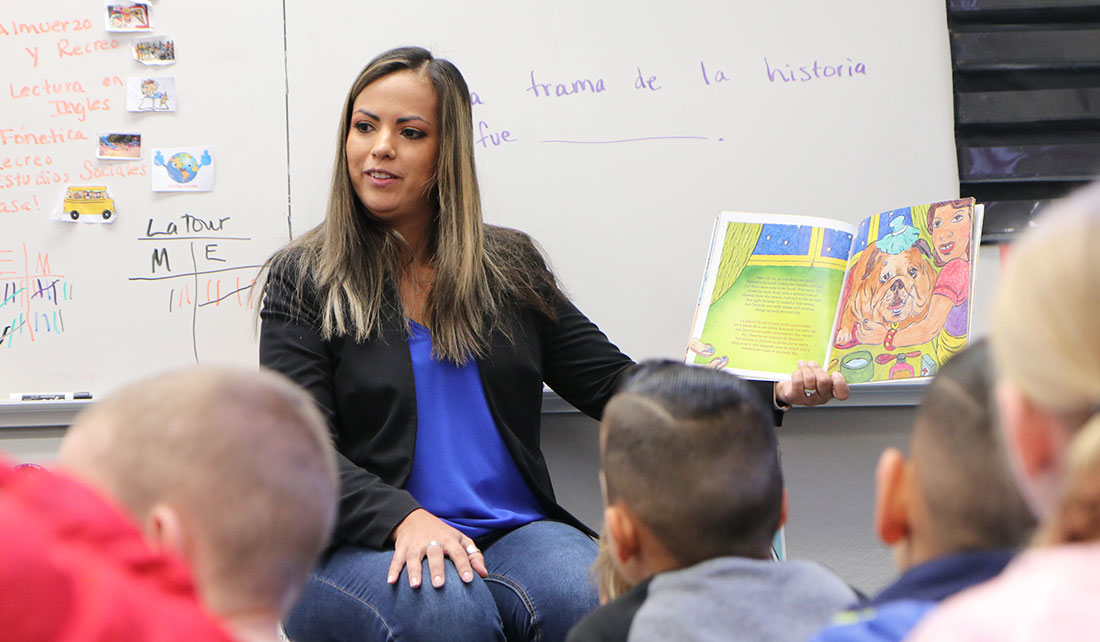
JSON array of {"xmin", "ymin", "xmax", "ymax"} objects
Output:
[
  {"xmin": 259, "ymin": 47, "xmax": 844, "ymax": 642},
  {"xmin": 908, "ymin": 186, "xmax": 1100, "ymax": 641}
]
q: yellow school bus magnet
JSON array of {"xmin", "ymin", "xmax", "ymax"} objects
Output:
[{"xmin": 52, "ymin": 185, "xmax": 118, "ymax": 224}]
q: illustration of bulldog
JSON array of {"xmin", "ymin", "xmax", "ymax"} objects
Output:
[{"xmin": 834, "ymin": 239, "xmax": 937, "ymax": 348}]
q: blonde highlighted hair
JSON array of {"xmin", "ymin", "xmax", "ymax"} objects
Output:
[
  {"xmin": 592, "ymin": 528, "xmax": 632, "ymax": 604},
  {"xmin": 991, "ymin": 183, "xmax": 1100, "ymax": 543},
  {"xmin": 257, "ymin": 47, "xmax": 558, "ymax": 362},
  {"xmin": 990, "ymin": 186, "xmax": 1100, "ymax": 419},
  {"xmin": 1037, "ymin": 417, "xmax": 1100, "ymax": 545}
]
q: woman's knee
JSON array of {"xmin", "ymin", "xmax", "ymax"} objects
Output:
[
  {"xmin": 284, "ymin": 572, "xmax": 394, "ymax": 641},
  {"xmin": 287, "ymin": 561, "xmax": 504, "ymax": 642},
  {"xmin": 395, "ymin": 569, "xmax": 503, "ymax": 640}
]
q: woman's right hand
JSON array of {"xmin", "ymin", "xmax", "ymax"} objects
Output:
[{"xmin": 388, "ymin": 508, "xmax": 489, "ymax": 588}]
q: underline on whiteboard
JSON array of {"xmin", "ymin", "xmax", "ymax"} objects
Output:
[
  {"xmin": 198, "ymin": 282, "xmax": 254, "ymax": 308},
  {"xmin": 128, "ymin": 265, "xmax": 262, "ymax": 281},
  {"xmin": 137, "ymin": 236, "xmax": 253, "ymax": 242},
  {"xmin": 0, "ymin": 273, "xmax": 65, "ymax": 282},
  {"xmin": 541, "ymin": 136, "xmax": 709, "ymax": 145}
]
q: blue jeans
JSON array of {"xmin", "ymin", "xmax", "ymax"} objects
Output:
[{"xmin": 284, "ymin": 520, "xmax": 598, "ymax": 642}]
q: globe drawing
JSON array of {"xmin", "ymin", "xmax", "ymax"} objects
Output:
[{"xmin": 165, "ymin": 152, "xmax": 201, "ymax": 183}]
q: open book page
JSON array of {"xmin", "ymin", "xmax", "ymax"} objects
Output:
[
  {"xmin": 686, "ymin": 212, "xmax": 856, "ymax": 381},
  {"xmin": 826, "ymin": 199, "xmax": 983, "ymax": 384}
]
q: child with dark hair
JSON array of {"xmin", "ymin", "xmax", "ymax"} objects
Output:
[
  {"xmin": 809, "ymin": 339, "xmax": 1035, "ymax": 642},
  {"xmin": 567, "ymin": 361, "xmax": 855, "ymax": 642}
]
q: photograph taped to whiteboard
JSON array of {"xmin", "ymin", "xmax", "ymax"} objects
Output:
[
  {"xmin": 133, "ymin": 35, "xmax": 175, "ymax": 65},
  {"xmin": 126, "ymin": 76, "xmax": 176, "ymax": 112},
  {"xmin": 97, "ymin": 133, "xmax": 142, "ymax": 160},
  {"xmin": 152, "ymin": 147, "xmax": 214, "ymax": 192},
  {"xmin": 105, "ymin": 1, "xmax": 152, "ymax": 32},
  {"xmin": 51, "ymin": 185, "xmax": 118, "ymax": 224}
]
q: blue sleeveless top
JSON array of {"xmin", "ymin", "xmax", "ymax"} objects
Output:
[{"xmin": 403, "ymin": 321, "xmax": 546, "ymax": 538}]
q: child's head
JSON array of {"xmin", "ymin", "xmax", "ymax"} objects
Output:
[
  {"xmin": 58, "ymin": 367, "xmax": 338, "ymax": 619},
  {"xmin": 600, "ymin": 360, "xmax": 780, "ymax": 584},
  {"xmin": 991, "ymin": 184, "xmax": 1100, "ymax": 521},
  {"xmin": 875, "ymin": 340, "xmax": 1035, "ymax": 569}
]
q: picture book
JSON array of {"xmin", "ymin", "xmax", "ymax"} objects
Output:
[{"xmin": 685, "ymin": 199, "xmax": 983, "ymax": 384}]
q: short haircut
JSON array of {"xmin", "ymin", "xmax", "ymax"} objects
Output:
[
  {"xmin": 910, "ymin": 339, "xmax": 1036, "ymax": 551},
  {"xmin": 601, "ymin": 361, "xmax": 780, "ymax": 565},
  {"xmin": 59, "ymin": 367, "xmax": 338, "ymax": 614}
]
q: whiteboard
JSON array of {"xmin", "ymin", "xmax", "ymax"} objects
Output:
[
  {"xmin": 284, "ymin": 0, "xmax": 960, "ymax": 363},
  {"xmin": 0, "ymin": 1, "xmax": 290, "ymax": 398},
  {"xmin": 0, "ymin": 0, "xmax": 959, "ymax": 401}
]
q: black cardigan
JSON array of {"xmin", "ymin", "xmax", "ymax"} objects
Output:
[{"xmin": 259, "ymin": 247, "xmax": 780, "ymax": 550}]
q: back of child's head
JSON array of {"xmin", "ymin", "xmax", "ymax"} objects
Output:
[
  {"xmin": 991, "ymin": 186, "xmax": 1100, "ymax": 423},
  {"xmin": 990, "ymin": 186, "xmax": 1100, "ymax": 522},
  {"xmin": 58, "ymin": 366, "xmax": 338, "ymax": 616},
  {"xmin": 988, "ymin": 184, "xmax": 1100, "ymax": 545},
  {"xmin": 601, "ymin": 360, "xmax": 779, "ymax": 566},
  {"xmin": 909, "ymin": 339, "xmax": 1036, "ymax": 552}
]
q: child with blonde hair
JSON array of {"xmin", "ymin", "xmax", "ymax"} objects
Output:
[{"xmin": 909, "ymin": 184, "xmax": 1100, "ymax": 641}]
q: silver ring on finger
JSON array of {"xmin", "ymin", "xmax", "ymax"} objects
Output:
[
  {"xmin": 427, "ymin": 540, "xmax": 442, "ymax": 549},
  {"xmin": 803, "ymin": 389, "xmax": 817, "ymax": 397},
  {"xmin": 465, "ymin": 543, "xmax": 480, "ymax": 556}
]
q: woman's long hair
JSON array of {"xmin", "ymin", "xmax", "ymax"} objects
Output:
[{"xmin": 257, "ymin": 47, "xmax": 557, "ymax": 362}]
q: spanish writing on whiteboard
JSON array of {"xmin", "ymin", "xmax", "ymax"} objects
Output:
[
  {"xmin": 465, "ymin": 56, "xmax": 871, "ymax": 149},
  {"xmin": 0, "ymin": 244, "xmax": 73, "ymax": 349},
  {"xmin": 1, "ymin": 9, "xmax": 141, "ymax": 216}
]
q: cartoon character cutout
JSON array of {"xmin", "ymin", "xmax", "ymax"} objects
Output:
[
  {"xmin": 138, "ymin": 79, "xmax": 170, "ymax": 111},
  {"xmin": 154, "ymin": 150, "xmax": 211, "ymax": 184}
]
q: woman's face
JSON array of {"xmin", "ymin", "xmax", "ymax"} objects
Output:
[
  {"xmin": 930, "ymin": 203, "xmax": 972, "ymax": 262},
  {"xmin": 345, "ymin": 70, "xmax": 439, "ymax": 232}
]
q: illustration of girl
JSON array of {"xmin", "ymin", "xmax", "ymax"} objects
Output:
[{"xmin": 857, "ymin": 199, "xmax": 973, "ymax": 360}]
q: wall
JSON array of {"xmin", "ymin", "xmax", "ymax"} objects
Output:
[
  {"xmin": 0, "ymin": 1, "xmax": 290, "ymax": 399},
  {"xmin": 284, "ymin": 0, "xmax": 961, "ymax": 363}
]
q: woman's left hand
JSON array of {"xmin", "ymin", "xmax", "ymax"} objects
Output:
[{"xmin": 775, "ymin": 360, "xmax": 850, "ymax": 407}]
